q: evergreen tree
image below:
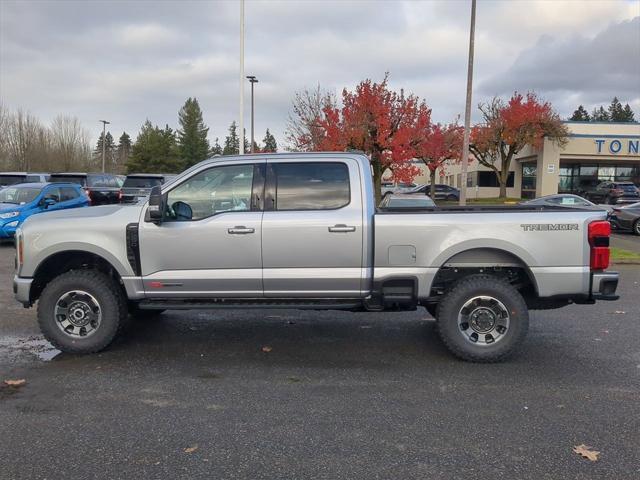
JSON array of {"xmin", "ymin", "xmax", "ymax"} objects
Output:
[
  {"xmin": 211, "ymin": 137, "xmax": 222, "ymax": 155},
  {"xmin": 126, "ymin": 120, "xmax": 181, "ymax": 173},
  {"xmin": 569, "ymin": 105, "xmax": 590, "ymax": 122},
  {"xmin": 591, "ymin": 106, "xmax": 610, "ymax": 122},
  {"xmin": 621, "ymin": 104, "xmax": 636, "ymax": 122},
  {"xmin": 262, "ymin": 128, "xmax": 278, "ymax": 152},
  {"xmin": 608, "ymin": 97, "xmax": 625, "ymax": 121},
  {"xmin": 116, "ymin": 131, "xmax": 132, "ymax": 173},
  {"xmin": 223, "ymin": 121, "xmax": 240, "ymax": 155},
  {"xmin": 243, "ymin": 128, "xmax": 251, "ymax": 154},
  {"xmin": 177, "ymin": 97, "xmax": 210, "ymax": 169},
  {"xmin": 93, "ymin": 131, "xmax": 116, "ymax": 169}
]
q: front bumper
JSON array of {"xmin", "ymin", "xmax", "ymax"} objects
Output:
[
  {"xmin": 13, "ymin": 275, "xmax": 33, "ymax": 306},
  {"xmin": 591, "ymin": 271, "xmax": 619, "ymax": 301}
]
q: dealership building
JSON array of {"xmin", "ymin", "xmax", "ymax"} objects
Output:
[{"xmin": 439, "ymin": 121, "xmax": 640, "ymax": 199}]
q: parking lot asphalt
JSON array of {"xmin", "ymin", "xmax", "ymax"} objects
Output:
[{"xmin": 0, "ymin": 243, "xmax": 638, "ymax": 480}]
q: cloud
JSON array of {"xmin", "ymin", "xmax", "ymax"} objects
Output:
[
  {"xmin": 480, "ymin": 16, "xmax": 640, "ymax": 114},
  {"xmin": 1, "ymin": 0, "xmax": 639, "ymax": 150}
]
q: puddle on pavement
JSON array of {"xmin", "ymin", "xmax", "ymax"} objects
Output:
[{"xmin": 0, "ymin": 335, "xmax": 61, "ymax": 362}]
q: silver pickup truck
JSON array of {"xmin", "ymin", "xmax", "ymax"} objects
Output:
[{"xmin": 13, "ymin": 152, "xmax": 619, "ymax": 362}]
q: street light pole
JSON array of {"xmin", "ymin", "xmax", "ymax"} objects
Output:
[
  {"xmin": 459, "ymin": 0, "xmax": 476, "ymax": 206},
  {"xmin": 239, "ymin": 0, "xmax": 245, "ymax": 155},
  {"xmin": 246, "ymin": 75, "xmax": 258, "ymax": 153},
  {"xmin": 99, "ymin": 120, "xmax": 110, "ymax": 173}
]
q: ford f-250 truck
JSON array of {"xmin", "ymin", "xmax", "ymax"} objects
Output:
[{"xmin": 13, "ymin": 153, "xmax": 619, "ymax": 362}]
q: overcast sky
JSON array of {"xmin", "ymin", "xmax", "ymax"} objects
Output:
[{"xmin": 1, "ymin": 0, "xmax": 639, "ymax": 148}]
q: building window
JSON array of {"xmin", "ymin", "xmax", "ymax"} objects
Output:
[
  {"xmin": 559, "ymin": 162, "xmax": 640, "ymax": 194},
  {"xmin": 477, "ymin": 171, "xmax": 514, "ymax": 188}
]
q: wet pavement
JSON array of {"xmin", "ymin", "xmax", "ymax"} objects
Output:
[{"xmin": 0, "ymin": 243, "xmax": 639, "ymax": 479}]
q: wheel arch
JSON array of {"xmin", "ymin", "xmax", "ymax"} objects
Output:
[
  {"xmin": 30, "ymin": 250, "xmax": 126, "ymax": 304},
  {"xmin": 432, "ymin": 246, "xmax": 539, "ymax": 297}
]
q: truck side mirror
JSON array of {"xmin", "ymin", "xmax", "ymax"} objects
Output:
[{"xmin": 147, "ymin": 185, "xmax": 164, "ymax": 223}]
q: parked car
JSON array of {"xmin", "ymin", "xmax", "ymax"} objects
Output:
[
  {"xmin": 379, "ymin": 193, "xmax": 436, "ymax": 209},
  {"xmin": 120, "ymin": 174, "xmax": 176, "ymax": 203},
  {"xmin": 520, "ymin": 194, "xmax": 602, "ymax": 210},
  {"xmin": 0, "ymin": 172, "xmax": 50, "ymax": 189},
  {"xmin": 582, "ymin": 181, "xmax": 640, "ymax": 205},
  {"xmin": 48, "ymin": 173, "xmax": 122, "ymax": 205},
  {"xmin": 14, "ymin": 152, "xmax": 618, "ymax": 362},
  {"xmin": 0, "ymin": 182, "xmax": 88, "ymax": 239},
  {"xmin": 381, "ymin": 182, "xmax": 417, "ymax": 197},
  {"xmin": 608, "ymin": 202, "xmax": 640, "ymax": 235},
  {"xmin": 408, "ymin": 183, "xmax": 460, "ymax": 201}
]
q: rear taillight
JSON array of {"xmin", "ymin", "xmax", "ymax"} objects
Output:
[
  {"xmin": 588, "ymin": 220, "xmax": 610, "ymax": 270},
  {"xmin": 611, "ymin": 188, "xmax": 623, "ymax": 195},
  {"xmin": 84, "ymin": 188, "xmax": 92, "ymax": 205},
  {"xmin": 118, "ymin": 189, "xmax": 123, "ymax": 202}
]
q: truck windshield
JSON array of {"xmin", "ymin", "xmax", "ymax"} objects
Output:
[{"xmin": 0, "ymin": 186, "xmax": 42, "ymax": 204}]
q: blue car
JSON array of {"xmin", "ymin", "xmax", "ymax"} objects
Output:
[{"xmin": 0, "ymin": 183, "xmax": 89, "ymax": 239}]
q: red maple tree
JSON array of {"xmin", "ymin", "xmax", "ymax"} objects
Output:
[
  {"xmin": 303, "ymin": 75, "xmax": 432, "ymax": 204},
  {"xmin": 416, "ymin": 122, "xmax": 464, "ymax": 198},
  {"xmin": 470, "ymin": 92, "xmax": 569, "ymax": 198}
]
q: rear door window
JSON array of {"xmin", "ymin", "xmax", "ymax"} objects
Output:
[
  {"xmin": 272, "ymin": 162, "xmax": 350, "ymax": 211},
  {"xmin": 44, "ymin": 187, "xmax": 62, "ymax": 202},
  {"xmin": 60, "ymin": 187, "xmax": 80, "ymax": 202}
]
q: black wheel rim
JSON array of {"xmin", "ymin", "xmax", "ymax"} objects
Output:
[
  {"xmin": 54, "ymin": 290, "xmax": 102, "ymax": 338},
  {"xmin": 457, "ymin": 295, "xmax": 510, "ymax": 346}
]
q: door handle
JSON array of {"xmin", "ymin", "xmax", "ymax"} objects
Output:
[
  {"xmin": 228, "ymin": 226, "xmax": 255, "ymax": 234},
  {"xmin": 328, "ymin": 224, "xmax": 356, "ymax": 233}
]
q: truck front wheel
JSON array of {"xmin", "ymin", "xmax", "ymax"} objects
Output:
[
  {"xmin": 37, "ymin": 270, "xmax": 127, "ymax": 354},
  {"xmin": 436, "ymin": 275, "xmax": 529, "ymax": 362}
]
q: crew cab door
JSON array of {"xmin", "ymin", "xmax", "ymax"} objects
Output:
[
  {"xmin": 261, "ymin": 158, "xmax": 364, "ymax": 297},
  {"xmin": 138, "ymin": 161, "xmax": 265, "ymax": 298}
]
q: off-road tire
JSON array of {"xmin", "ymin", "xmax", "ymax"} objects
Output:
[
  {"xmin": 38, "ymin": 270, "xmax": 127, "ymax": 354},
  {"xmin": 436, "ymin": 275, "xmax": 529, "ymax": 363},
  {"xmin": 425, "ymin": 303, "xmax": 438, "ymax": 318}
]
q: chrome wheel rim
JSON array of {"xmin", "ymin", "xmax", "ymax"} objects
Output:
[
  {"xmin": 54, "ymin": 290, "xmax": 102, "ymax": 338},
  {"xmin": 458, "ymin": 296, "xmax": 510, "ymax": 346},
  {"xmin": 635, "ymin": 221, "xmax": 640, "ymax": 235}
]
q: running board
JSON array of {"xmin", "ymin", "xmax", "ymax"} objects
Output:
[{"xmin": 137, "ymin": 298, "xmax": 363, "ymax": 311}]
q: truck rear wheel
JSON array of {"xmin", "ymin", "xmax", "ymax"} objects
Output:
[
  {"xmin": 436, "ymin": 275, "xmax": 529, "ymax": 362},
  {"xmin": 37, "ymin": 270, "xmax": 127, "ymax": 354}
]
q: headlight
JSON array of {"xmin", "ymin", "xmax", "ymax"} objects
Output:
[
  {"xmin": 0, "ymin": 211, "xmax": 19, "ymax": 219},
  {"xmin": 5, "ymin": 221, "xmax": 19, "ymax": 228}
]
